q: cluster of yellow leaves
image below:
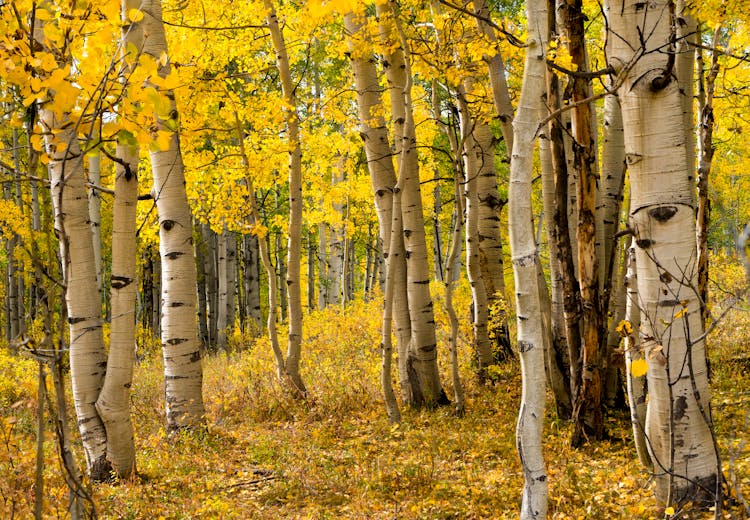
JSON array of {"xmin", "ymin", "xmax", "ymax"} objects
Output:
[{"xmin": 547, "ymin": 38, "xmax": 577, "ymax": 74}]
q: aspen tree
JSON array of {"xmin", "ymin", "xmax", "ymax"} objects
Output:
[
  {"xmin": 377, "ymin": 1, "xmax": 445, "ymax": 406},
  {"xmin": 32, "ymin": 6, "xmax": 110, "ymax": 480},
  {"xmin": 136, "ymin": 0, "xmax": 205, "ymax": 429},
  {"xmin": 558, "ymin": 0, "xmax": 604, "ymax": 445},
  {"xmin": 95, "ymin": 141, "xmax": 138, "ymax": 478},
  {"xmin": 344, "ymin": 10, "xmax": 406, "ymax": 413},
  {"xmin": 508, "ymin": 0, "xmax": 549, "ymax": 513},
  {"xmin": 607, "ymin": 0, "xmax": 721, "ymax": 505},
  {"xmin": 264, "ymin": 0, "xmax": 306, "ymax": 395}
]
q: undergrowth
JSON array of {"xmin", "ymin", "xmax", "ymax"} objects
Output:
[{"xmin": 1, "ymin": 274, "xmax": 748, "ymax": 519}]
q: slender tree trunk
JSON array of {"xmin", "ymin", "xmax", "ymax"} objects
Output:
[
  {"xmin": 545, "ymin": 41, "xmax": 583, "ymax": 409},
  {"xmin": 696, "ymin": 29, "xmax": 720, "ymax": 326},
  {"xmin": 607, "ymin": 0, "xmax": 721, "ymax": 505},
  {"xmin": 234, "ymin": 112, "xmax": 285, "ymax": 379},
  {"xmin": 138, "ymin": 0, "xmax": 205, "ymax": 429},
  {"xmin": 457, "ymin": 89, "xmax": 494, "ymax": 377},
  {"xmin": 87, "ymin": 152, "xmax": 103, "ymax": 294},
  {"xmin": 307, "ymin": 229, "xmax": 316, "ymax": 311},
  {"xmin": 265, "ymin": 0, "xmax": 306, "ymax": 395},
  {"xmin": 558, "ymin": 0, "xmax": 604, "ymax": 445},
  {"xmin": 328, "ymin": 169, "xmax": 345, "ymax": 306},
  {"xmin": 509, "ymin": 0, "xmax": 549, "ymax": 513},
  {"xmin": 623, "ymin": 238, "xmax": 650, "ymax": 468},
  {"xmin": 243, "ymin": 231, "xmax": 262, "ymax": 333},
  {"xmin": 444, "ymin": 170, "xmax": 466, "ymax": 415},
  {"xmin": 201, "ymin": 224, "xmax": 218, "ymax": 347},
  {"xmin": 473, "ymin": 123, "xmax": 513, "ymax": 361},
  {"xmin": 380, "ymin": 1, "xmax": 445, "ymax": 406},
  {"xmin": 539, "ymin": 114, "xmax": 573, "ymax": 419},
  {"xmin": 195, "ymin": 228, "xmax": 209, "ymax": 346},
  {"xmin": 599, "ymin": 93, "xmax": 626, "ymax": 307},
  {"xmin": 473, "ymin": 0, "xmax": 514, "ymax": 157},
  {"xmin": 216, "ymin": 228, "xmax": 229, "ymax": 349},
  {"xmin": 94, "ymin": 141, "xmax": 138, "ymax": 478},
  {"xmin": 317, "ymin": 222, "xmax": 328, "ymax": 310}
]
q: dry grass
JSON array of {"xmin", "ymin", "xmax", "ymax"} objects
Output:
[{"xmin": 1, "ymin": 277, "xmax": 749, "ymax": 519}]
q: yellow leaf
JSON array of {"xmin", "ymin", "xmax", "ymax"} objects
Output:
[
  {"xmin": 127, "ymin": 9, "xmax": 144, "ymax": 22},
  {"xmin": 630, "ymin": 358, "xmax": 648, "ymax": 378},
  {"xmin": 673, "ymin": 308, "xmax": 687, "ymax": 320},
  {"xmin": 155, "ymin": 130, "xmax": 172, "ymax": 151},
  {"xmin": 665, "ymin": 506, "xmax": 675, "ymax": 515},
  {"xmin": 616, "ymin": 320, "xmax": 633, "ymax": 338}
]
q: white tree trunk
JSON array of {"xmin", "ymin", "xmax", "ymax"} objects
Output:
[
  {"xmin": 87, "ymin": 151, "xmax": 103, "ymax": 294},
  {"xmin": 139, "ymin": 0, "xmax": 205, "ymax": 429},
  {"xmin": 41, "ymin": 119, "xmax": 109, "ymax": 478},
  {"xmin": 508, "ymin": 0, "xmax": 548, "ymax": 513},
  {"xmin": 95, "ymin": 141, "xmax": 138, "ymax": 478},
  {"xmin": 623, "ymin": 238, "xmax": 650, "ymax": 468},
  {"xmin": 380, "ymin": 1, "xmax": 444, "ymax": 406},
  {"xmin": 457, "ymin": 90, "xmax": 494, "ymax": 374},
  {"xmin": 265, "ymin": 0, "xmax": 306, "ymax": 394},
  {"xmin": 345, "ymin": 11, "xmax": 410, "ymax": 409},
  {"xmin": 607, "ymin": 0, "xmax": 720, "ymax": 504}
]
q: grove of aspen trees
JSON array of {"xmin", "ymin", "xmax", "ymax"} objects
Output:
[{"xmin": 1, "ymin": 0, "xmax": 749, "ymax": 518}]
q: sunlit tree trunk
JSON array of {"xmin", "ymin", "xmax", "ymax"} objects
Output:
[
  {"xmin": 379, "ymin": 1, "xmax": 445, "ymax": 406},
  {"xmin": 139, "ymin": 0, "xmax": 205, "ymax": 429},
  {"xmin": 95, "ymin": 141, "xmax": 138, "ymax": 478},
  {"xmin": 473, "ymin": 0, "xmax": 514, "ymax": 157},
  {"xmin": 344, "ymin": 11, "xmax": 412, "ymax": 405},
  {"xmin": 607, "ymin": 0, "xmax": 720, "ymax": 505},
  {"xmin": 508, "ymin": 0, "xmax": 548, "ymax": 512},
  {"xmin": 41, "ymin": 118, "xmax": 109, "ymax": 478},
  {"xmin": 234, "ymin": 112, "xmax": 285, "ymax": 380},
  {"xmin": 32, "ymin": 10, "xmax": 109, "ymax": 477},
  {"xmin": 265, "ymin": 0, "xmax": 306, "ymax": 395}
]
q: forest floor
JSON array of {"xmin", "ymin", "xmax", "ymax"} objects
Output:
[{"xmin": 1, "ymin": 276, "xmax": 749, "ymax": 519}]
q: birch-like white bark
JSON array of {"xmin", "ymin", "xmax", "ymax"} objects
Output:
[
  {"xmin": 95, "ymin": 142, "xmax": 138, "ymax": 478},
  {"xmin": 265, "ymin": 0, "xmax": 306, "ymax": 394},
  {"xmin": 607, "ymin": 0, "xmax": 720, "ymax": 504},
  {"xmin": 508, "ymin": 0, "xmax": 548, "ymax": 513},
  {"xmin": 138, "ymin": 0, "xmax": 205, "ymax": 429}
]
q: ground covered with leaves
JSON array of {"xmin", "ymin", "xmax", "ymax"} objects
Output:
[{"xmin": 1, "ymin": 279, "xmax": 749, "ymax": 519}]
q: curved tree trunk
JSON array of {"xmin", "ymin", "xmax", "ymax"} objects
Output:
[
  {"xmin": 345, "ymin": 11, "xmax": 409, "ymax": 411},
  {"xmin": 265, "ymin": 0, "xmax": 306, "ymax": 395},
  {"xmin": 508, "ymin": 0, "xmax": 548, "ymax": 513},
  {"xmin": 623, "ymin": 238, "xmax": 650, "ymax": 468},
  {"xmin": 378, "ymin": 2, "xmax": 444, "ymax": 406},
  {"xmin": 34, "ymin": 13, "xmax": 108, "ymax": 477},
  {"xmin": 457, "ymin": 89, "xmax": 494, "ymax": 377},
  {"xmin": 607, "ymin": 0, "xmax": 721, "ymax": 505}
]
